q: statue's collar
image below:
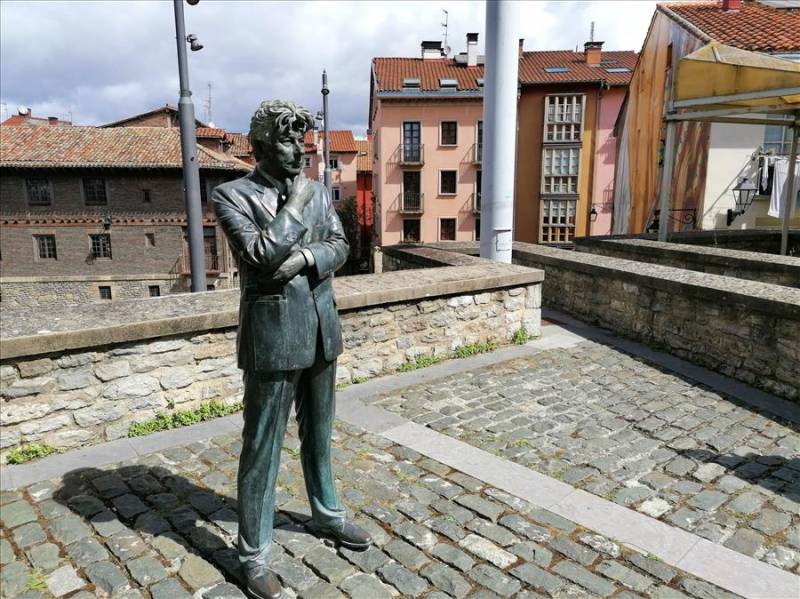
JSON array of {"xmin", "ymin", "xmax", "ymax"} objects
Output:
[{"xmin": 255, "ymin": 164, "xmax": 287, "ymax": 197}]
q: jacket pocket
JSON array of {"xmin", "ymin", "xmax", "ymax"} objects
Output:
[{"xmin": 248, "ymin": 296, "xmax": 288, "ymax": 368}]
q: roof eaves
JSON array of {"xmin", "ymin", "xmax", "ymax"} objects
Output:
[
  {"xmin": 377, "ymin": 90, "xmax": 483, "ymax": 98},
  {"xmin": 657, "ymin": 3, "xmax": 712, "ymax": 44}
]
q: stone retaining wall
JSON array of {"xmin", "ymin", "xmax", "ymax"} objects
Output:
[
  {"xmin": 574, "ymin": 237, "xmax": 800, "ymax": 288},
  {"xmin": 0, "ymin": 257, "xmax": 543, "ymax": 462},
  {"xmin": 642, "ymin": 229, "xmax": 800, "ymax": 255},
  {"xmin": 512, "ymin": 243, "xmax": 800, "ymax": 402}
]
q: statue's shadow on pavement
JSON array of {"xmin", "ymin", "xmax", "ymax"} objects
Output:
[{"xmin": 53, "ymin": 464, "xmax": 318, "ymax": 591}]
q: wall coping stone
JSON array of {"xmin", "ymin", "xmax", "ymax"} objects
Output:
[
  {"xmin": 0, "ymin": 274, "xmax": 197, "ymax": 283},
  {"xmin": 574, "ymin": 237, "xmax": 800, "ymax": 272},
  {"xmin": 0, "ymin": 257, "xmax": 543, "ymax": 360},
  {"xmin": 512, "ymin": 242, "xmax": 800, "ymax": 320}
]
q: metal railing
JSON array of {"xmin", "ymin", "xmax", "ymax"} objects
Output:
[
  {"xmin": 399, "ymin": 192, "xmax": 424, "ymax": 214},
  {"xmin": 473, "ymin": 142, "xmax": 482, "ymax": 164},
  {"xmin": 180, "ymin": 249, "xmax": 220, "ymax": 273},
  {"xmin": 646, "ymin": 208, "xmax": 697, "ymax": 234},
  {"xmin": 399, "ymin": 144, "xmax": 424, "ymax": 165}
]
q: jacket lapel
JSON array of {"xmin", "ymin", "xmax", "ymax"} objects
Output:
[{"xmin": 247, "ymin": 169, "xmax": 278, "ymax": 219}]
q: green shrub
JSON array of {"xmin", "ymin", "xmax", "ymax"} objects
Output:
[
  {"xmin": 512, "ymin": 327, "xmax": 530, "ymax": 345},
  {"xmin": 453, "ymin": 341, "xmax": 497, "ymax": 358},
  {"xmin": 398, "ymin": 354, "xmax": 445, "ymax": 372},
  {"xmin": 128, "ymin": 400, "xmax": 243, "ymax": 437},
  {"xmin": 7, "ymin": 443, "xmax": 56, "ymax": 465}
]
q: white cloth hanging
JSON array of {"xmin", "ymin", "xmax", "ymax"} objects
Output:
[{"xmin": 769, "ymin": 157, "xmax": 800, "ymax": 218}]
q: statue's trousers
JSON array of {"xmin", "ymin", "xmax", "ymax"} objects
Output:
[{"xmin": 236, "ymin": 341, "xmax": 345, "ymax": 573}]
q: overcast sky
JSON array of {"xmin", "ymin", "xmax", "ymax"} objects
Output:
[{"xmin": 1, "ymin": 0, "xmax": 658, "ymax": 135}]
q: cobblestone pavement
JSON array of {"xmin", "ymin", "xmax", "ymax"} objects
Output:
[
  {"xmin": 1, "ymin": 419, "xmax": 743, "ymax": 599},
  {"xmin": 363, "ymin": 340, "xmax": 800, "ymax": 574}
]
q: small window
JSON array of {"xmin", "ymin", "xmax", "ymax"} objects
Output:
[
  {"xmin": 476, "ymin": 78, "xmax": 484, "ymax": 87},
  {"xmin": 200, "ymin": 177, "xmax": 208, "ymax": 204},
  {"xmin": 544, "ymin": 67, "xmax": 569, "ymax": 73},
  {"xmin": 34, "ymin": 235, "xmax": 57, "ymax": 260},
  {"xmin": 402, "ymin": 78, "xmax": 421, "ymax": 89},
  {"xmin": 439, "ymin": 218, "xmax": 456, "ymax": 241},
  {"xmin": 148, "ymin": 285, "xmax": 161, "ymax": 297},
  {"xmin": 83, "ymin": 177, "xmax": 107, "ymax": 206},
  {"xmin": 328, "ymin": 157, "xmax": 339, "ymax": 170},
  {"xmin": 99, "ymin": 286, "xmax": 112, "ymax": 300},
  {"xmin": 402, "ymin": 219, "xmax": 421, "ymax": 243},
  {"xmin": 332, "ymin": 187, "xmax": 341, "ymax": 202},
  {"xmin": 475, "ymin": 217, "xmax": 481, "ymax": 241},
  {"xmin": 439, "ymin": 78, "xmax": 458, "ymax": 89},
  {"xmin": 207, "ymin": 284, "xmax": 215, "ymax": 291},
  {"xmin": 440, "ymin": 121, "xmax": 458, "ymax": 145},
  {"xmin": 303, "ymin": 156, "xmax": 312, "ymax": 168},
  {"xmin": 142, "ymin": 189, "xmax": 151, "ymax": 203},
  {"xmin": 26, "ymin": 179, "xmax": 52, "ymax": 206},
  {"xmin": 440, "ymin": 170, "xmax": 457, "ymax": 195},
  {"xmin": 90, "ymin": 233, "xmax": 112, "ymax": 259},
  {"xmin": 605, "ymin": 67, "xmax": 631, "ymax": 73},
  {"xmin": 145, "ymin": 233, "xmax": 156, "ymax": 247}
]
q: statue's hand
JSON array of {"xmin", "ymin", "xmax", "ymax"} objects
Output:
[
  {"xmin": 285, "ymin": 175, "xmax": 314, "ymax": 212},
  {"xmin": 273, "ymin": 251, "xmax": 306, "ymax": 282}
]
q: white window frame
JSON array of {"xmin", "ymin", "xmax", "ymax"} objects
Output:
[
  {"xmin": 439, "ymin": 120, "xmax": 458, "ymax": 146},
  {"xmin": 439, "ymin": 169, "xmax": 458, "ymax": 195},
  {"xmin": 438, "ymin": 217, "xmax": 457, "ymax": 241},
  {"xmin": 33, "ymin": 234, "xmax": 57, "ymax": 260},
  {"xmin": 328, "ymin": 156, "xmax": 340, "ymax": 170},
  {"xmin": 303, "ymin": 156, "xmax": 312, "ymax": 168},
  {"xmin": 539, "ymin": 198, "xmax": 577, "ymax": 244},
  {"xmin": 543, "ymin": 94, "xmax": 585, "ymax": 142},
  {"xmin": 332, "ymin": 186, "xmax": 341, "ymax": 202},
  {"xmin": 541, "ymin": 147, "xmax": 581, "ymax": 195}
]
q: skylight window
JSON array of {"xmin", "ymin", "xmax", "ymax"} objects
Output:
[
  {"xmin": 439, "ymin": 78, "xmax": 458, "ymax": 88},
  {"xmin": 402, "ymin": 78, "xmax": 421, "ymax": 88},
  {"xmin": 476, "ymin": 78, "xmax": 484, "ymax": 87},
  {"xmin": 544, "ymin": 67, "xmax": 569, "ymax": 73},
  {"xmin": 605, "ymin": 67, "xmax": 631, "ymax": 73}
]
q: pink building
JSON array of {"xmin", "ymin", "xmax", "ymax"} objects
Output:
[
  {"xmin": 303, "ymin": 130, "xmax": 358, "ymax": 202},
  {"xmin": 370, "ymin": 35, "xmax": 635, "ymax": 247}
]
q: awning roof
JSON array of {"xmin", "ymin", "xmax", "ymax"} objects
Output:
[{"xmin": 671, "ymin": 42, "xmax": 800, "ymax": 118}]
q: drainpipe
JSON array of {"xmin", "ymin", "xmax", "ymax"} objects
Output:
[
  {"xmin": 780, "ymin": 116, "xmax": 798, "ymax": 256},
  {"xmin": 480, "ymin": 0, "xmax": 518, "ymax": 263}
]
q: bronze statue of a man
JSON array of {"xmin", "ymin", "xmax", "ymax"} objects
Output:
[{"xmin": 213, "ymin": 100, "xmax": 371, "ymax": 599}]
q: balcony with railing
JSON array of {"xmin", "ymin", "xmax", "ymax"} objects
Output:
[
  {"xmin": 398, "ymin": 191, "xmax": 424, "ymax": 214},
  {"xmin": 398, "ymin": 144, "xmax": 424, "ymax": 166},
  {"xmin": 179, "ymin": 249, "xmax": 221, "ymax": 274},
  {"xmin": 472, "ymin": 142, "xmax": 482, "ymax": 165},
  {"xmin": 472, "ymin": 191, "xmax": 481, "ymax": 214}
]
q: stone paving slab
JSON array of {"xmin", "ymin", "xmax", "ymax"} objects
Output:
[
  {"xmin": 1, "ymin": 419, "xmax": 745, "ymax": 599},
  {"xmin": 361, "ymin": 338, "xmax": 800, "ymax": 579}
]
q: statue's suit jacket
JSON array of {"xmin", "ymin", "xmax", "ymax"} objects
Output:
[{"xmin": 212, "ymin": 170, "xmax": 348, "ymax": 372}]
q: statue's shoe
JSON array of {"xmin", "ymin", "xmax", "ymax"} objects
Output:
[
  {"xmin": 308, "ymin": 520, "xmax": 372, "ymax": 551},
  {"xmin": 245, "ymin": 569, "xmax": 282, "ymax": 599}
]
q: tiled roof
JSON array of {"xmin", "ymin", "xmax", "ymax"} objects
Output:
[
  {"xmin": 1, "ymin": 114, "xmax": 72, "ymax": 126},
  {"xmin": 356, "ymin": 138, "xmax": 373, "ymax": 172},
  {"xmin": 0, "ymin": 126, "xmax": 250, "ymax": 171},
  {"xmin": 226, "ymin": 132, "xmax": 253, "ymax": 157},
  {"xmin": 660, "ymin": 1, "xmax": 800, "ymax": 52},
  {"xmin": 196, "ymin": 127, "xmax": 226, "ymax": 139},
  {"xmin": 373, "ymin": 51, "xmax": 636, "ymax": 92},
  {"xmin": 519, "ymin": 51, "xmax": 637, "ymax": 86},
  {"xmin": 303, "ymin": 130, "xmax": 358, "ymax": 153}
]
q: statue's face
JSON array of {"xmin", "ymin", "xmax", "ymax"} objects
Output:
[{"xmin": 263, "ymin": 128, "xmax": 304, "ymax": 178}]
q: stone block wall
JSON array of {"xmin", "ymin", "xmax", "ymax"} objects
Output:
[
  {"xmin": 574, "ymin": 238, "xmax": 800, "ymax": 288},
  {"xmin": 0, "ymin": 255, "xmax": 543, "ymax": 462},
  {"xmin": 513, "ymin": 243, "xmax": 800, "ymax": 402}
]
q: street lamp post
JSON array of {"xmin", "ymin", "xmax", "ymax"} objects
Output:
[
  {"xmin": 173, "ymin": 0, "xmax": 207, "ymax": 292},
  {"xmin": 322, "ymin": 70, "xmax": 331, "ymax": 195}
]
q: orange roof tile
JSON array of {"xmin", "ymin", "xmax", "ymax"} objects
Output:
[
  {"xmin": 1, "ymin": 114, "xmax": 72, "ymax": 126},
  {"xmin": 226, "ymin": 132, "xmax": 253, "ymax": 157},
  {"xmin": 0, "ymin": 126, "xmax": 250, "ymax": 171},
  {"xmin": 303, "ymin": 130, "xmax": 358, "ymax": 153},
  {"xmin": 660, "ymin": 1, "xmax": 800, "ymax": 52},
  {"xmin": 373, "ymin": 50, "xmax": 636, "ymax": 93},
  {"xmin": 356, "ymin": 138, "xmax": 373, "ymax": 172},
  {"xmin": 196, "ymin": 127, "xmax": 226, "ymax": 139}
]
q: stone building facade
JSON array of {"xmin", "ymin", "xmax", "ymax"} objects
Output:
[{"xmin": 0, "ymin": 125, "xmax": 250, "ymax": 305}]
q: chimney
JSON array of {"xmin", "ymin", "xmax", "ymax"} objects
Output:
[
  {"xmin": 584, "ymin": 40, "xmax": 604, "ymax": 65},
  {"xmin": 466, "ymin": 33, "xmax": 479, "ymax": 67},
  {"xmin": 48, "ymin": 116, "xmax": 59, "ymax": 125},
  {"xmin": 722, "ymin": 0, "xmax": 741, "ymax": 10},
  {"xmin": 421, "ymin": 40, "xmax": 444, "ymax": 59},
  {"xmin": 519, "ymin": 38, "xmax": 525, "ymax": 57}
]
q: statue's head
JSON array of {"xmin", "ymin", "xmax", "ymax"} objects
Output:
[{"xmin": 249, "ymin": 100, "xmax": 314, "ymax": 179}]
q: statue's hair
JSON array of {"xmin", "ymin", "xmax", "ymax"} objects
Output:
[{"xmin": 249, "ymin": 100, "xmax": 314, "ymax": 160}]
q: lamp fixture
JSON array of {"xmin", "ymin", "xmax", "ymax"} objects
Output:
[
  {"xmin": 186, "ymin": 34, "xmax": 203, "ymax": 52},
  {"xmin": 726, "ymin": 177, "xmax": 757, "ymax": 226},
  {"xmin": 589, "ymin": 205, "xmax": 598, "ymax": 223}
]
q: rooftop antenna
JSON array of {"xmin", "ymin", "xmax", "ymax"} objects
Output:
[
  {"xmin": 441, "ymin": 9, "xmax": 450, "ymax": 56},
  {"xmin": 203, "ymin": 82, "xmax": 213, "ymax": 125},
  {"xmin": 590, "ymin": 21, "xmax": 595, "ymax": 42}
]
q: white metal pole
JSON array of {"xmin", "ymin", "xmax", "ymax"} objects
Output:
[
  {"xmin": 657, "ymin": 119, "xmax": 677, "ymax": 242},
  {"xmin": 780, "ymin": 119, "xmax": 798, "ymax": 256},
  {"xmin": 480, "ymin": 0, "xmax": 518, "ymax": 263}
]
